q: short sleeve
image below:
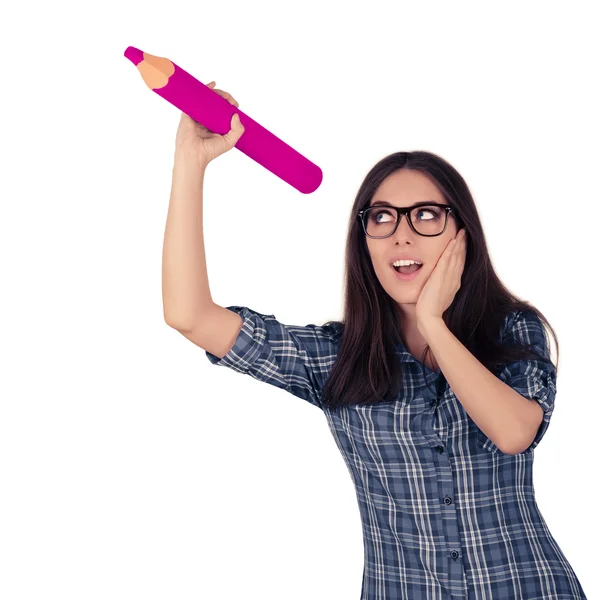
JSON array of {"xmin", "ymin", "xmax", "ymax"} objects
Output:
[
  {"xmin": 479, "ymin": 310, "xmax": 557, "ymax": 455},
  {"xmin": 204, "ymin": 305, "xmax": 342, "ymax": 411}
]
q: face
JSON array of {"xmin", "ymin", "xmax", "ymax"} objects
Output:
[{"xmin": 365, "ymin": 169, "xmax": 458, "ymax": 323}]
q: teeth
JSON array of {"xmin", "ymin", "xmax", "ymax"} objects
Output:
[{"xmin": 392, "ymin": 259, "xmax": 422, "ymax": 267}]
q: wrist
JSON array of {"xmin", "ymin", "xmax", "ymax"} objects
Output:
[
  {"xmin": 174, "ymin": 147, "xmax": 210, "ymax": 171},
  {"xmin": 417, "ymin": 315, "xmax": 445, "ymax": 338}
]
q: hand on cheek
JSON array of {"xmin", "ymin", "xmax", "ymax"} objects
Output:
[{"xmin": 415, "ymin": 229, "xmax": 467, "ymax": 324}]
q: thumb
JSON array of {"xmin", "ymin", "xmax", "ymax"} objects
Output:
[{"xmin": 224, "ymin": 112, "xmax": 245, "ymax": 145}]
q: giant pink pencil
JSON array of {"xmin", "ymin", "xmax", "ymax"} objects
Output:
[{"xmin": 124, "ymin": 46, "xmax": 322, "ymax": 194}]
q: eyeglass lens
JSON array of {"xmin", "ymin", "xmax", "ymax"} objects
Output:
[{"xmin": 363, "ymin": 205, "xmax": 447, "ymax": 237}]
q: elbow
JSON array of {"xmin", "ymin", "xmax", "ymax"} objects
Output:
[
  {"xmin": 498, "ymin": 409, "xmax": 543, "ymax": 455},
  {"xmin": 502, "ymin": 426, "xmax": 540, "ymax": 455},
  {"xmin": 499, "ymin": 438, "xmax": 532, "ymax": 455},
  {"xmin": 164, "ymin": 314, "xmax": 191, "ymax": 331}
]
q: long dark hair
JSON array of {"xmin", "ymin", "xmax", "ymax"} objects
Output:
[{"xmin": 321, "ymin": 151, "xmax": 559, "ymax": 411}]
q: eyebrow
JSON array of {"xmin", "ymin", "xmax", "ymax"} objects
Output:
[{"xmin": 370, "ymin": 200, "xmax": 447, "ymax": 208}]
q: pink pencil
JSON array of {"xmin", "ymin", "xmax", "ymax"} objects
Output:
[{"xmin": 124, "ymin": 47, "xmax": 322, "ymax": 194}]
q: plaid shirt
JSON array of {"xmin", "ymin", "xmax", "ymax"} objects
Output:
[{"xmin": 205, "ymin": 307, "xmax": 586, "ymax": 599}]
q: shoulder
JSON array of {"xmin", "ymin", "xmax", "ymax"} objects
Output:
[
  {"xmin": 500, "ymin": 308, "xmax": 552, "ymax": 360},
  {"xmin": 321, "ymin": 320, "xmax": 344, "ymax": 342},
  {"xmin": 501, "ymin": 309, "xmax": 544, "ymax": 339}
]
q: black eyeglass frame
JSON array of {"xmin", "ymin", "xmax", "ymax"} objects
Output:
[{"xmin": 357, "ymin": 203, "xmax": 457, "ymax": 238}]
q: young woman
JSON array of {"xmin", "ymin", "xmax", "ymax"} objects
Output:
[{"xmin": 163, "ymin": 83, "xmax": 587, "ymax": 599}]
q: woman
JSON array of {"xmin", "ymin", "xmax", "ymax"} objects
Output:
[{"xmin": 164, "ymin": 83, "xmax": 587, "ymax": 599}]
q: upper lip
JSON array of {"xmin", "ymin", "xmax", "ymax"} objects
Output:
[{"xmin": 390, "ymin": 254, "xmax": 423, "ymax": 265}]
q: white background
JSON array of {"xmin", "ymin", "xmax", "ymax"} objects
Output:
[{"xmin": 1, "ymin": 1, "xmax": 597, "ymax": 598}]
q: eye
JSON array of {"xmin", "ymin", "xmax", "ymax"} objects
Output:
[
  {"xmin": 415, "ymin": 208, "xmax": 440, "ymax": 220},
  {"xmin": 370, "ymin": 208, "xmax": 394, "ymax": 223}
]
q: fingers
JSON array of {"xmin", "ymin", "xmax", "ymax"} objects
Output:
[
  {"xmin": 451, "ymin": 230, "xmax": 467, "ymax": 274},
  {"xmin": 207, "ymin": 80, "xmax": 239, "ymax": 107},
  {"xmin": 219, "ymin": 91, "xmax": 238, "ymax": 106}
]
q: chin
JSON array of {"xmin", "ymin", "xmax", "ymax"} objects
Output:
[{"xmin": 386, "ymin": 285, "xmax": 420, "ymax": 298}]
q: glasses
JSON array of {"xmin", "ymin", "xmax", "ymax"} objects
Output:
[{"xmin": 357, "ymin": 203, "xmax": 455, "ymax": 238}]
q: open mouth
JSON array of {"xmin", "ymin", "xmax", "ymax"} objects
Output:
[{"xmin": 392, "ymin": 263, "xmax": 423, "ymax": 274}]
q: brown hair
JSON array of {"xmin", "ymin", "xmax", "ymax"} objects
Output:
[{"xmin": 321, "ymin": 151, "xmax": 558, "ymax": 410}]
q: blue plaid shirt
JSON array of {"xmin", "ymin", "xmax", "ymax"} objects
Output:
[{"xmin": 205, "ymin": 307, "xmax": 586, "ymax": 599}]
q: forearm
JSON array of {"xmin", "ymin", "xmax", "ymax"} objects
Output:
[
  {"xmin": 419, "ymin": 317, "xmax": 543, "ymax": 454},
  {"xmin": 162, "ymin": 151, "xmax": 214, "ymax": 329}
]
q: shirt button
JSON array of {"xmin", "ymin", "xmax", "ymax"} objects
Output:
[
  {"xmin": 450, "ymin": 550, "xmax": 459, "ymax": 559},
  {"xmin": 430, "ymin": 399, "xmax": 436, "ymax": 407},
  {"xmin": 443, "ymin": 495, "xmax": 452, "ymax": 505},
  {"xmin": 436, "ymin": 445, "xmax": 445, "ymax": 453}
]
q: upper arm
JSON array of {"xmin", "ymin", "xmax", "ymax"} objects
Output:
[
  {"xmin": 200, "ymin": 305, "xmax": 342, "ymax": 410},
  {"xmin": 498, "ymin": 309, "xmax": 557, "ymax": 411},
  {"xmin": 479, "ymin": 310, "xmax": 557, "ymax": 455}
]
